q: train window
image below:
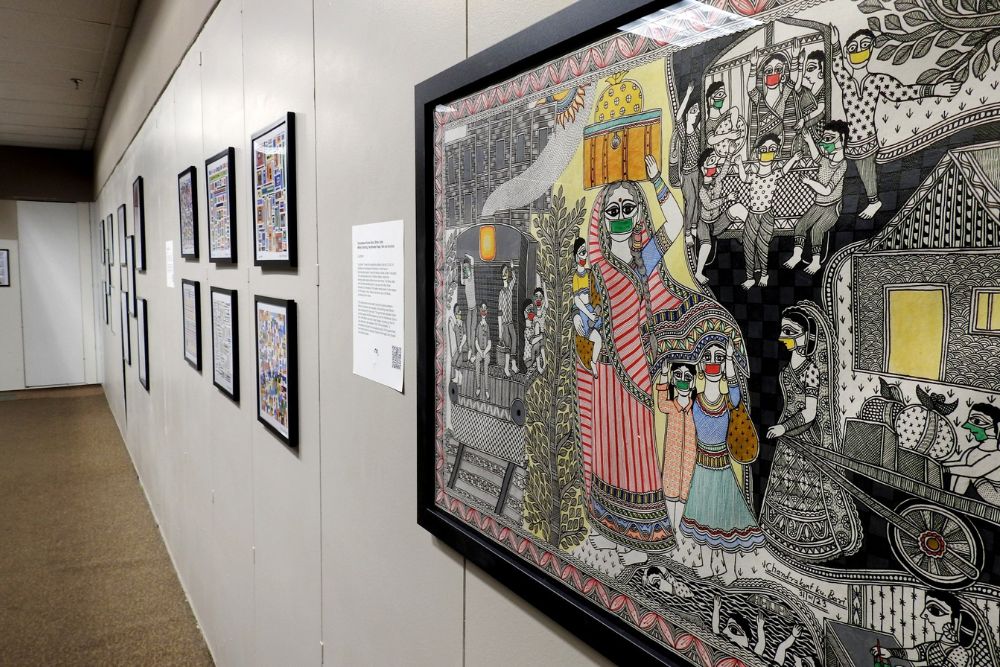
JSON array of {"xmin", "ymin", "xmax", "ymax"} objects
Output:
[
  {"xmin": 476, "ymin": 144, "xmax": 486, "ymax": 174},
  {"xmin": 972, "ymin": 288, "xmax": 1000, "ymax": 334},
  {"xmin": 494, "ymin": 139, "xmax": 507, "ymax": 170},
  {"xmin": 515, "ymin": 133, "xmax": 527, "ymax": 163},
  {"xmin": 462, "ymin": 144, "xmax": 473, "ymax": 182}
]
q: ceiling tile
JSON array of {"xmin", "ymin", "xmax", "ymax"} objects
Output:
[
  {"xmin": 0, "ymin": 9, "xmax": 112, "ymax": 52},
  {"xmin": 0, "ymin": 62, "xmax": 99, "ymax": 90},
  {"xmin": 0, "ymin": 98, "xmax": 92, "ymax": 120},
  {"xmin": 0, "ymin": 37, "xmax": 107, "ymax": 73},
  {"xmin": 0, "ymin": 0, "xmax": 138, "ymax": 28}
]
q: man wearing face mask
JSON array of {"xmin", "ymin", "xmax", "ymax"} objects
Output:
[
  {"xmin": 785, "ymin": 120, "xmax": 849, "ymax": 274},
  {"xmin": 693, "ymin": 147, "xmax": 736, "ymax": 284},
  {"xmin": 497, "ymin": 262, "xmax": 518, "ymax": 377},
  {"xmin": 830, "ymin": 24, "xmax": 961, "ymax": 219},
  {"xmin": 944, "ymin": 403, "xmax": 1000, "ymax": 505},
  {"xmin": 521, "ymin": 299, "xmax": 544, "ymax": 375}
]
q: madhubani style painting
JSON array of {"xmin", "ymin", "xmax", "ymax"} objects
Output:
[{"xmin": 430, "ymin": 0, "xmax": 1000, "ymax": 664}]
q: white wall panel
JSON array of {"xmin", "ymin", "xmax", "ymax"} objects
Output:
[
  {"xmin": 0, "ymin": 239, "xmax": 24, "ymax": 391},
  {"xmin": 18, "ymin": 201, "xmax": 86, "ymax": 387},
  {"xmin": 313, "ymin": 0, "xmax": 466, "ymax": 664}
]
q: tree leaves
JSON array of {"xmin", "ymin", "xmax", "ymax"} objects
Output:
[
  {"xmin": 936, "ymin": 30, "xmax": 961, "ymax": 48},
  {"xmin": 858, "ymin": 0, "xmax": 885, "ymax": 12},
  {"xmin": 973, "ymin": 49, "xmax": 991, "ymax": 80},
  {"xmin": 937, "ymin": 49, "xmax": 964, "ymax": 67},
  {"xmin": 885, "ymin": 14, "xmax": 903, "ymax": 32},
  {"xmin": 903, "ymin": 9, "xmax": 930, "ymax": 25},
  {"xmin": 913, "ymin": 35, "xmax": 934, "ymax": 58},
  {"xmin": 878, "ymin": 43, "xmax": 899, "ymax": 61},
  {"xmin": 893, "ymin": 43, "xmax": 914, "ymax": 65},
  {"xmin": 868, "ymin": 16, "xmax": 882, "ymax": 32},
  {"xmin": 916, "ymin": 67, "xmax": 943, "ymax": 84},
  {"xmin": 894, "ymin": 0, "xmax": 919, "ymax": 10}
]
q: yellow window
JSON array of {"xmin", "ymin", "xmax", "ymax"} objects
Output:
[
  {"xmin": 885, "ymin": 286, "xmax": 946, "ymax": 381},
  {"xmin": 973, "ymin": 289, "xmax": 1000, "ymax": 333}
]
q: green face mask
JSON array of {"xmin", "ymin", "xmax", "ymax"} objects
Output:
[
  {"xmin": 820, "ymin": 141, "xmax": 837, "ymax": 154},
  {"xmin": 712, "ymin": 99, "xmax": 725, "ymax": 109},
  {"xmin": 609, "ymin": 217, "xmax": 634, "ymax": 234},
  {"xmin": 675, "ymin": 380, "xmax": 691, "ymax": 391},
  {"xmin": 963, "ymin": 421, "xmax": 992, "ymax": 443}
]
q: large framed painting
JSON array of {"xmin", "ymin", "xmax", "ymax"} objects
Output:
[
  {"xmin": 206, "ymin": 147, "xmax": 238, "ymax": 264},
  {"xmin": 211, "ymin": 286, "xmax": 240, "ymax": 401},
  {"xmin": 255, "ymin": 295, "xmax": 296, "ymax": 446},
  {"xmin": 416, "ymin": 1, "xmax": 1000, "ymax": 665},
  {"xmin": 251, "ymin": 113, "xmax": 296, "ymax": 268},
  {"xmin": 0, "ymin": 248, "xmax": 9, "ymax": 287},
  {"xmin": 182, "ymin": 278, "xmax": 202, "ymax": 370},
  {"xmin": 178, "ymin": 166, "xmax": 199, "ymax": 259},
  {"xmin": 137, "ymin": 298, "xmax": 149, "ymax": 391},
  {"xmin": 133, "ymin": 176, "xmax": 146, "ymax": 271}
]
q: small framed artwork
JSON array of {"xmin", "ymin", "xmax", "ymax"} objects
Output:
[
  {"xmin": 120, "ymin": 290, "xmax": 130, "ymax": 365},
  {"xmin": 117, "ymin": 205, "xmax": 127, "ymax": 267},
  {"xmin": 211, "ymin": 287, "xmax": 240, "ymax": 401},
  {"xmin": 255, "ymin": 295, "xmax": 296, "ymax": 446},
  {"xmin": 103, "ymin": 286, "xmax": 110, "ymax": 325},
  {"xmin": 137, "ymin": 298, "xmax": 149, "ymax": 391},
  {"xmin": 126, "ymin": 235, "xmax": 137, "ymax": 316},
  {"xmin": 251, "ymin": 113, "xmax": 296, "ymax": 268},
  {"xmin": 178, "ymin": 166, "xmax": 199, "ymax": 259},
  {"xmin": 0, "ymin": 248, "xmax": 9, "ymax": 287},
  {"xmin": 133, "ymin": 176, "xmax": 146, "ymax": 271},
  {"xmin": 99, "ymin": 221, "xmax": 106, "ymax": 265},
  {"xmin": 182, "ymin": 279, "xmax": 202, "ymax": 370},
  {"xmin": 106, "ymin": 250, "xmax": 113, "ymax": 289},
  {"xmin": 109, "ymin": 213, "xmax": 116, "ymax": 265},
  {"xmin": 206, "ymin": 147, "xmax": 237, "ymax": 263}
]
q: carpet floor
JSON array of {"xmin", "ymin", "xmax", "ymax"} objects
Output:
[{"xmin": 0, "ymin": 390, "xmax": 214, "ymax": 666}]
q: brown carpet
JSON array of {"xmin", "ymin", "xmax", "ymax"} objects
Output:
[{"xmin": 0, "ymin": 391, "xmax": 214, "ymax": 667}]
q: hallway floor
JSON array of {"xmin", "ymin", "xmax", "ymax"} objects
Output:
[{"xmin": 0, "ymin": 387, "xmax": 214, "ymax": 666}]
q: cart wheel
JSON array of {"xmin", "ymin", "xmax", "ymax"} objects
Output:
[
  {"xmin": 888, "ymin": 500, "xmax": 983, "ymax": 590},
  {"xmin": 510, "ymin": 398, "xmax": 526, "ymax": 426}
]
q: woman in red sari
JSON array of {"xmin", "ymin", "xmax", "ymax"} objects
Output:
[{"xmin": 579, "ymin": 156, "xmax": 750, "ymax": 560}]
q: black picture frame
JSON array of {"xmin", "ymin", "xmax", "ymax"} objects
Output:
[
  {"xmin": 206, "ymin": 147, "xmax": 238, "ymax": 264},
  {"xmin": 211, "ymin": 286, "xmax": 240, "ymax": 402},
  {"xmin": 178, "ymin": 166, "xmax": 199, "ymax": 259},
  {"xmin": 137, "ymin": 298, "xmax": 149, "ymax": 391},
  {"xmin": 120, "ymin": 290, "xmax": 130, "ymax": 365},
  {"xmin": 254, "ymin": 295, "xmax": 296, "ymax": 447},
  {"xmin": 0, "ymin": 248, "xmax": 9, "ymax": 287},
  {"xmin": 251, "ymin": 113, "xmax": 296, "ymax": 269},
  {"xmin": 182, "ymin": 278, "xmax": 202, "ymax": 370},
  {"xmin": 414, "ymin": 3, "xmax": 681, "ymax": 665},
  {"xmin": 133, "ymin": 176, "xmax": 146, "ymax": 271},
  {"xmin": 99, "ymin": 221, "xmax": 106, "ymax": 266},
  {"xmin": 126, "ymin": 235, "xmax": 137, "ymax": 316},
  {"xmin": 117, "ymin": 206, "xmax": 127, "ymax": 267}
]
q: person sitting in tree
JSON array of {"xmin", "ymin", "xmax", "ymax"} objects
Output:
[
  {"xmin": 829, "ymin": 24, "xmax": 960, "ymax": 219},
  {"xmin": 572, "ymin": 237, "xmax": 602, "ymax": 377}
]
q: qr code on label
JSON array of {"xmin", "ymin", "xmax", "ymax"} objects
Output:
[{"xmin": 391, "ymin": 345, "xmax": 402, "ymax": 370}]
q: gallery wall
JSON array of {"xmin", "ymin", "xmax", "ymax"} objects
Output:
[{"xmin": 93, "ymin": 0, "xmax": 612, "ymax": 665}]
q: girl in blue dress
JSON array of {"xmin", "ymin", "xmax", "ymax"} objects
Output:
[{"xmin": 679, "ymin": 338, "xmax": 765, "ymax": 582}]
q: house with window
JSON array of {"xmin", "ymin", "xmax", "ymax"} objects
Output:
[{"xmin": 825, "ymin": 140, "xmax": 1000, "ymax": 430}]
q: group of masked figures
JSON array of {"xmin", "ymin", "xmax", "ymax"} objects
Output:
[{"xmin": 571, "ymin": 154, "xmax": 864, "ymax": 584}]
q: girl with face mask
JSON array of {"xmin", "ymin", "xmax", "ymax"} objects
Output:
[
  {"xmin": 522, "ymin": 299, "xmax": 544, "ymax": 375},
  {"xmin": 679, "ymin": 338, "xmax": 765, "ymax": 583},
  {"xmin": 759, "ymin": 303, "xmax": 863, "ymax": 562},
  {"xmin": 657, "ymin": 362, "xmax": 698, "ymax": 530}
]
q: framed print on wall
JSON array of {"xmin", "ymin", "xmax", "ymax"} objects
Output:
[
  {"xmin": 416, "ymin": 0, "xmax": 1000, "ymax": 664},
  {"xmin": 126, "ymin": 235, "xmax": 137, "ymax": 316},
  {"xmin": 255, "ymin": 295, "xmax": 296, "ymax": 446},
  {"xmin": 100, "ymin": 221, "xmax": 106, "ymax": 266},
  {"xmin": 137, "ymin": 298, "xmax": 149, "ymax": 391},
  {"xmin": 117, "ymin": 205, "xmax": 127, "ymax": 267},
  {"xmin": 133, "ymin": 176, "xmax": 146, "ymax": 271},
  {"xmin": 206, "ymin": 147, "xmax": 237, "ymax": 263},
  {"xmin": 0, "ymin": 248, "xmax": 9, "ymax": 287},
  {"xmin": 182, "ymin": 279, "xmax": 201, "ymax": 370},
  {"xmin": 251, "ymin": 113, "xmax": 296, "ymax": 268},
  {"xmin": 178, "ymin": 166, "xmax": 199, "ymax": 259},
  {"xmin": 120, "ymin": 290, "xmax": 130, "ymax": 365},
  {"xmin": 211, "ymin": 287, "xmax": 239, "ymax": 401}
]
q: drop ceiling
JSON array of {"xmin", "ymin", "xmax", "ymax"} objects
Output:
[{"xmin": 0, "ymin": 0, "xmax": 139, "ymax": 150}]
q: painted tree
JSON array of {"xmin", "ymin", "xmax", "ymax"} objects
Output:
[
  {"xmin": 856, "ymin": 0, "xmax": 1000, "ymax": 83},
  {"xmin": 522, "ymin": 187, "xmax": 588, "ymax": 551}
]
